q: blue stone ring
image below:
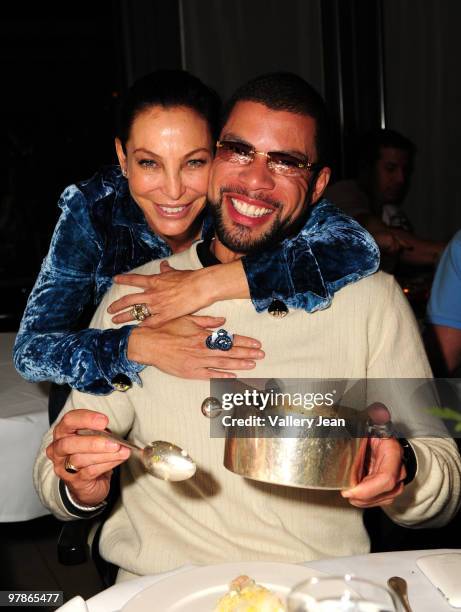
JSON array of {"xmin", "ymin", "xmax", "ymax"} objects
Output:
[{"xmin": 205, "ymin": 329, "xmax": 234, "ymax": 351}]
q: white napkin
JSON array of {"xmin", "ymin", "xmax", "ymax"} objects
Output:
[{"xmin": 56, "ymin": 595, "xmax": 88, "ymax": 612}]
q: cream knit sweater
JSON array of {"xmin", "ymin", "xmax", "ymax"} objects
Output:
[{"xmin": 34, "ymin": 243, "xmax": 461, "ymax": 578}]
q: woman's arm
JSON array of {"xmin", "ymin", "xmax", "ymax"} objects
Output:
[
  {"xmin": 13, "ymin": 186, "xmax": 144, "ymax": 394},
  {"xmin": 243, "ymin": 200, "xmax": 380, "ymax": 312},
  {"xmin": 109, "ymin": 200, "xmax": 379, "ymax": 324},
  {"xmin": 14, "ymin": 184, "xmax": 263, "ymax": 391}
]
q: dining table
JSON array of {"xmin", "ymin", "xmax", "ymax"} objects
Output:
[
  {"xmin": 0, "ymin": 332, "xmax": 51, "ymax": 522},
  {"xmin": 56, "ymin": 548, "xmax": 460, "ymax": 612}
]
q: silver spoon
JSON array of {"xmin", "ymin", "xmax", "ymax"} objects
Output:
[
  {"xmin": 77, "ymin": 429, "xmax": 196, "ymax": 482},
  {"xmin": 387, "ymin": 576, "xmax": 413, "ymax": 612}
]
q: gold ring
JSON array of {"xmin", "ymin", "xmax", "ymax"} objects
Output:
[
  {"xmin": 64, "ymin": 456, "xmax": 79, "ymax": 474},
  {"xmin": 130, "ymin": 303, "xmax": 151, "ymax": 322}
]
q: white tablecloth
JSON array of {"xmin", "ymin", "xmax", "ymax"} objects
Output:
[
  {"xmin": 0, "ymin": 332, "xmax": 50, "ymax": 522},
  {"xmin": 83, "ymin": 549, "xmax": 460, "ymax": 612}
]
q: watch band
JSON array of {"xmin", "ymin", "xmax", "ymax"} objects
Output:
[{"xmin": 397, "ymin": 438, "xmax": 417, "ymax": 485}]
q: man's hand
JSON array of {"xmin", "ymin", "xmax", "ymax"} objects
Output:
[
  {"xmin": 46, "ymin": 409, "xmax": 130, "ymax": 507},
  {"xmin": 341, "ymin": 437, "xmax": 406, "ymax": 508},
  {"xmin": 373, "ymin": 230, "xmax": 413, "ymax": 256}
]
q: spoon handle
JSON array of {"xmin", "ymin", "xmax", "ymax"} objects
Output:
[
  {"xmin": 387, "ymin": 576, "xmax": 412, "ymax": 612},
  {"xmin": 76, "ymin": 428, "xmax": 140, "ymax": 453}
]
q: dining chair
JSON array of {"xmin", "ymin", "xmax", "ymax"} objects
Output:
[{"xmin": 57, "ymin": 469, "xmax": 120, "ymax": 587}]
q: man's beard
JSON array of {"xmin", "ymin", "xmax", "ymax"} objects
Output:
[{"xmin": 208, "ymin": 185, "xmax": 314, "ymax": 256}]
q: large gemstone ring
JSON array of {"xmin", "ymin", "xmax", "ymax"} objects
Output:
[
  {"xmin": 131, "ymin": 303, "xmax": 151, "ymax": 322},
  {"xmin": 205, "ymin": 329, "xmax": 234, "ymax": 351}
]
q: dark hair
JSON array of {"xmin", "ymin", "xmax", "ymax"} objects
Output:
[
  {"xmin": 358, "ymin": 129, "xmax": 416, "ymax": 168},
  {"xmin": 221, "ymin": 72, "xmax": 331, "ymax": 166},
  {"xmin": 117, "ymin": 70, "xmax": 221, "ymax": 149}
]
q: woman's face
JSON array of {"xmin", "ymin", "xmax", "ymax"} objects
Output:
[{"xmin": 115, "ymin": 105, "xmax": 213, "ymax": 245}]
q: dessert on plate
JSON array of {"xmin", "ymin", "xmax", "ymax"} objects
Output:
[{"xmin": 214, "ymin": 575, "xmax": 285, "ymax": 611}]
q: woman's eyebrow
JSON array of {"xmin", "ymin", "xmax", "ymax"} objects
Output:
[
  {"xmin": 133, "ymin": 148, "xmax": 158, "ymax": 156},
  {"xmin": 132, "ymin": 147, "xmax": 211, "ymax": 158},
  {"xmin": 184, "ymin": 147, "xmax": 212, "ymax": 157}
]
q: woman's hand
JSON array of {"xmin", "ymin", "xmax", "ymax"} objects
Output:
[
  {"xmin": 127, "ymin": 314, "xmax": 264, "ymax": 379},
  {"xmin": 108, "ymin": 260, "xmax": 249, "ymax": 327}
]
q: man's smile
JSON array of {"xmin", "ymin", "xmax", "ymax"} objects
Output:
[{"xmin": 224, "ymin": 192, "xmax": 276, "ymax": 227}]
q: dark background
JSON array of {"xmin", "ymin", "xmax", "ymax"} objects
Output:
[{"xmin": 1, "ymin": 0, "xmax": 460, "ymax": 327}]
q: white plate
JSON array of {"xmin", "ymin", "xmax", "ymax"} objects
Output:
[{"xmin": 122, "ymin": 562, "xmax": 326, "ymax": 612}]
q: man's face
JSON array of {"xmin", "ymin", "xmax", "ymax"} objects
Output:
[
  {"xmin": 208, "ymin": 101, "xmax": 330, "ymax": 256},
  {"xmin": 373, "ymin": 146, "xmax": 412, "ymax": 206}
]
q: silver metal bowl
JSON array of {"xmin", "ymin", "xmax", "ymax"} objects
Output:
[{"xmin": 224, "ymin": 404, "xmax": 369, "ymax": 490}]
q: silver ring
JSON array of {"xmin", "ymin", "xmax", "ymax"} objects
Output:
[
  {"xmin": 205, "ymin": 328, "xmax": 234, "ymax": 351},
  {"xmin": 131, "ymin": 303, "xmax": 151, "ymax": 322},
  {"xmin": 367, "ymin": 419, "xmax": 395, "ymax": 439},
  {"xmin": 64, "ymin": 456, "xmax": 79, "ymax": 474}
]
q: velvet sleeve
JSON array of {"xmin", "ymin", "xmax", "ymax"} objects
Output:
[
  {"xmin": 13, "ymin": 185, "xmax": 144, "ymax": 394},
  {"xmin": 242, "ymin": 200, "xmax": 380, "ymax": 312}
]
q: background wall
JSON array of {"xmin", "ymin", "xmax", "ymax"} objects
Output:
[
  {"xmin": 383, "ymin": 0, "xmax": 461, "ymax": 241},
  {"xmin": 1, "ymin": 0, "xmax": 459, "ymax": 324},
  {"xmin": 180, "ymin": 0, "xmax": 324, "ymax": 101},
  {"xmin": 0, "ymin": 2, "xmax": 121, "ymax": 326}
]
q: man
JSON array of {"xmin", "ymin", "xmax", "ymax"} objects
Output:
[
  {"xmin": 35, "ymin": 74, "xmax": 460, "ymax": 581},
  {"xmin": 326, "ymin": 129, "xmax": 445, "ymax": 267}
]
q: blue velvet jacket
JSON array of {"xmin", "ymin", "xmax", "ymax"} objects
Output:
[{"xmin": 13, "ymin": 166, "xmax": 379, "ymax": 394}]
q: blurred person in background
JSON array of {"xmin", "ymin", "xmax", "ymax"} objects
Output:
[{"xmin": 326, "ymin": 129, "xmax": 445, "ymax": 270}]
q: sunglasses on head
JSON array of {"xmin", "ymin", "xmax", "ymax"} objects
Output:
[{"xmin": 215, "ymin": 140, "xmax": 320, "ymax": 178}]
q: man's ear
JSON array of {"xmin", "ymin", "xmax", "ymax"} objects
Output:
[
  {"xmin": 311, "ymin": 166, "xmax": 331, "ymax": 204},
  {"xmin": 115, "ymin": 138, "xmax": 127, "ymax": 176}
]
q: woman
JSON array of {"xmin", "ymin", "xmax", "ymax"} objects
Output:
[{"xmin": 14, "ymin": 70, "xmax": 379, "ymax": 413}]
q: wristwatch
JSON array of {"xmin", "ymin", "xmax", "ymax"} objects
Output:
[{"xmin": 397, "ymin": 438, "xmax": 417, "ymax": 485}]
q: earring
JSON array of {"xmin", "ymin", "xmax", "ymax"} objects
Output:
[{"xmin": 122, "ymin": 168, "xmax": 128, "ymax": 178}]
